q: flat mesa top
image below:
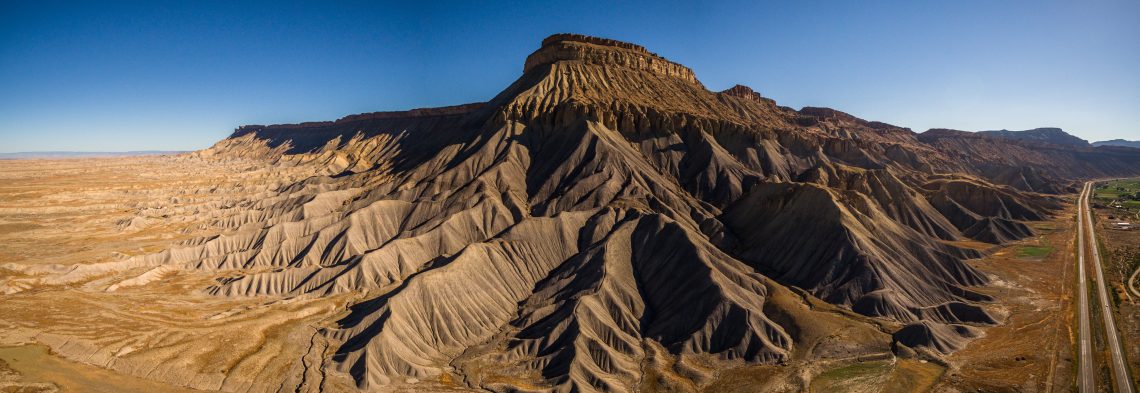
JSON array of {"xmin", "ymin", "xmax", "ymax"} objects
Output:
[
  {"xmin": 523, "ymin": 34, "xmax": 697, "ymax": 83},
  {"xmin": 540, "ymin": 33, "xmax": 652, "ymax": 53}
]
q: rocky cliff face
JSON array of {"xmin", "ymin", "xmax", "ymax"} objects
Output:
[
  {"xmin": 57, "ymin": 34, "xmax": 1140, "ymax": 391},
  {"xmin": 523, "ymin": 34, "xmax": 699, "ymax": 84}
]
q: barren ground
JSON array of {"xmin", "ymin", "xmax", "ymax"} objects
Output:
[
  {"xmin": 0, "ymin": 157, "xmax": 357, "ymax": 392},
  {"xmin": 932, "ymin": 214, "xmax": 1078, "ymax": 392}
]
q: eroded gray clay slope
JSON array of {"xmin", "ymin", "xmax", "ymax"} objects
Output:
[{"xmin": 16, "ymin": 34, "xmax": 1140, "ymax": 392}]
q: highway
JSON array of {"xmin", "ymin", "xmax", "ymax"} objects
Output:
[
  {"xmin": 1130, "ymin": 264, "xmax": 1140, "ymax": 299},
  {"xmin": 1079, "ymin": 181, "xmax": 1135, "ymax": 393},
  {"xmin": 1078, "ymin": 182, "xmax": 1096, "ymax": 392}
]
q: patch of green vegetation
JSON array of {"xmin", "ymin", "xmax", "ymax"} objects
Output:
[
  {"xmin": 1096, "ymin": 190, "xmax": 1121, "ymax": 200},
  {"xmin": 810, "ymin": 360, "xmax": 893, "ymax": 392},
  {"xmin": 1016, "ymin": 245, "xmax": 1054, "ymax": 259},
  {"xmin": 1094, "ymin": 179, "xmax": 1140, "ymax": 202}
]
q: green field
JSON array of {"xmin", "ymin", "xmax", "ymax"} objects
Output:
[
  {"xmin": 1093, "ymin": 178, "xmax": 1140, "ymax": 202},
  {"xmin": 1094, "ymin": 178, "xmax": 1140, "ymax": 218},
  {"xmin": 808, "ymin": 359, "xmax": 944, "ymax": 393},
  {"xmin": 810, "ymin": 360, "xmax": 893, "ymax": 392},
  {"xmin": 1016, "ymin": 245, "xmax": 1054, "ymax": 258}
]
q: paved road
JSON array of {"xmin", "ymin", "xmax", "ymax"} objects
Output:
[
  {"xmin": 1081, "ymin": 181, "xmax": 1135, "ymax": 393},
  {"xmin": 1130, "ymin": 264, "xmax": 1140, "ymax": 299},
  {"xmin": 1078, "ymin": 182, "xmax": 1096, "ymax": 392}
]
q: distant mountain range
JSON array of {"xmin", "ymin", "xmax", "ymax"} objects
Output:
[
  {"xmin": 0, "ymin": 151, "xmax": 184, "ymax": 159},
  {"xmin": 1092, "ymin": 139, "xmax": 1140, "ymax": 148},
  {"xmin": 975, "ymin": 127, "xmax": 1089, "ymax": 146},
  {"xmin": 971, "ymin": 128, "xmax": 1138, "ymax": 150}
]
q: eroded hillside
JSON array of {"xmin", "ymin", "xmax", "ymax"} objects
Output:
[{"xmin": 4, "ymin": 34, "xmax": 1140, "ymax": 392}]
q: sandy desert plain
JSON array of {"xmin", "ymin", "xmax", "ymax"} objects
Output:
[{"xmin": 0, "ymin": 156, "xmax": 362, "ymax": 392}]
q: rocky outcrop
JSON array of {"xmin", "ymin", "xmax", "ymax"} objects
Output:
[
  {"xmin": 720, "ymin": 84, "xmax": 778, "ymax": 107},
  {"xmin": 523, "ymin": 33, "xmax": 698, "ymax": 84}
]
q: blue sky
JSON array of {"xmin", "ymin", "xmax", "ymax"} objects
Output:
[{"xmin": 1, "ymin": 1, "xmax": 1137, "ymax": 152}]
